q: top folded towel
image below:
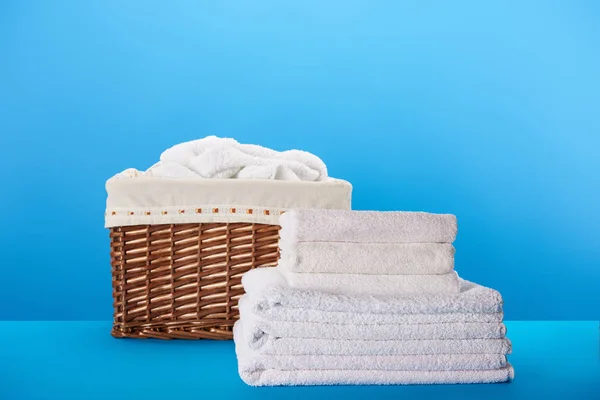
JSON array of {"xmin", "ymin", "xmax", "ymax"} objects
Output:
[
  {"xmin": 279, "ymin": 209, "xmax": 457, "ymax": 244},
  {"xmin": 279, "ymin": 242, "xmax": 455, "ymax": 275},
  {"xmin": 116, "ymin": 136, "xmax": 328, "ymax": 181}
]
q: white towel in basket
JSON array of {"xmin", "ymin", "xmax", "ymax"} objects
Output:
[{"xmin": 144, "ymin": 136, "xmax": 328, "ymax": 181}]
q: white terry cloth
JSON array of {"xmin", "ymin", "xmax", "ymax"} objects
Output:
[
  {"xmin": 240, "ymin": 311, "xmax": 506, "ymax": 342},
  {"xmin": 239, "ymin": 294, "xmax": 503, "ymax": 325},
  {"xmin": 236, "ymin": 339, "xmax": 507, "ymax": 372},
  {"xmin": 234, "ymin": 327, "xmax": 512, "ymax": 386},
  {"xmin": 279, "ymin": 209, "xmax": 458, "ymax": 244},
  {"xmin": 279, "ymin": 242, "xmax": 455, "ymax": 275},
  {"xmin": 238, "ymin": 364, "xmax": 514, "ymax": 386},
  {"xmin": 242, "ymin": 268, "xmax": 503, "ymax": 315},
  {"xmin": 132, "ymin": 136, "xmax": 328, "ymax": 181},
  {"xmin": 278, "ymin": 267, "xmax": 461, "ymax": 296},
  {"xmin": 234, "ymin": 320, "xmax": 512, "ymax": 356},
  {"xmin": 238, "ymin": 296, "xmax": 505, "ymax": 340}
]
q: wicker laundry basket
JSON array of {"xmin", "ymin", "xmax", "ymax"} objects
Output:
[{"xmin": 106, "ymin": 175, "xmax": 351, "ymax": 339}]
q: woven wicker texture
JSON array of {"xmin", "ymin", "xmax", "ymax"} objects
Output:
[{"xmin": 110, "ymin": 222, "xmax": 280, "ymax": 339}]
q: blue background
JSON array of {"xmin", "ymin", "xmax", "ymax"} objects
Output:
[
  {"xmin": 1, "ymin": 321, "xmax": 599, "ymax": 399},
  {"xmin": 1, "ymin": 0, "xmax": 599, "ymax": 321}
]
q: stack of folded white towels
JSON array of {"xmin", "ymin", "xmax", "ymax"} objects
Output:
[{"xmin": 234, "ymin": 210, "xmax": 513, "ymax": 386}]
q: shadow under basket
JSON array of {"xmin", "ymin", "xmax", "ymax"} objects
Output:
[{"xmin": 110, "ymin": 222, "xmax": 280, "ymax": 340}]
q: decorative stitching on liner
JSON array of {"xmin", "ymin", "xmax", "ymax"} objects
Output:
[{"xmin": 105, "ymin": 206, "xmax": 287, "ymax": 218}]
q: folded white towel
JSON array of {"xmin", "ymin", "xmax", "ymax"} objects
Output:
[
  {"xmin": 236, "ymin": 341, "xmax": 507, "ymax": 372},
  {"xmin": 279, "ymin": 242, "xmax": 455, "ymax": 275},
  {"xmin": 134, "ymin": 136, "xmax": 328, "ymax": 181},
  {"xmin": 240, "ymin": 305, "xmax": 506, "ymax": 342},
  {"xmin": 279, "ymin": 209, "xmax": 457, "ymax": 244},
  {"xmin": 234, "ymin": 327, "xmax": 513, "ymax": 386},
  {"xmin": 242, "ymin": 268, "xmax": 502, "ymax": 314},
  {"xmin": 278, "ymin": 267, "xmax": 460, "ymax": 296},
  {"xmin": 240, "ymin": 294, "xmax": 503, "ymax": 325},
  {"xmin": 235, "ymin": 320, "xmax": 512, "ymax": 356},
  {"xmin": 238, "ymin": 365, "xmax": 514, "ymax": 386}
]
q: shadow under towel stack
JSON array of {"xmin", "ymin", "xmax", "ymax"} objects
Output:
[{"xmin": 234, "ymin": 210, "xmax": 513, "ymax": 386}]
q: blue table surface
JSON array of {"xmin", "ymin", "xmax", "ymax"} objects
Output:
[{"xmin": 1, "ymin": 321, "xmax": 599, "ymax": 400}]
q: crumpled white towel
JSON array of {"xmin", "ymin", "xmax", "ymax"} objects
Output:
[
  {"xmin": 279, "ymin": 209, "xmax": 457, "ymax": 244},
  {"xmin": 234, "ymin": 319, "xmax": 512, "ymax": 356},
  {"xmin": 239, "ymin": 295, "xmax": 505, "ymax": 338},
  {"xmin": 143, "ymin": 136, "xmax": 328, "ymax": 181},
  {"xmin": 279, "ymin": 242, "xmax": 455, "ymax": 275},
  {"xmin": 242, "ymin": 268, "xmax": 503, "ymax": 315},
  {"xmin": 278, "ymin": 267, "xmax": 461, "ymax": 296}
]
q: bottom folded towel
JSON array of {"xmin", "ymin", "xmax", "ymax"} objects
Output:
[
  {"xmin": 234, "ymin": 323, "xmax": 514, "ymax": 386},
  {"xmin": 235, "ymin": 325, "xmax": 508, "ymax": 372},
  {"xmin": 239, "ymin": 365, "xmax": 515, "ymax": 386}
]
